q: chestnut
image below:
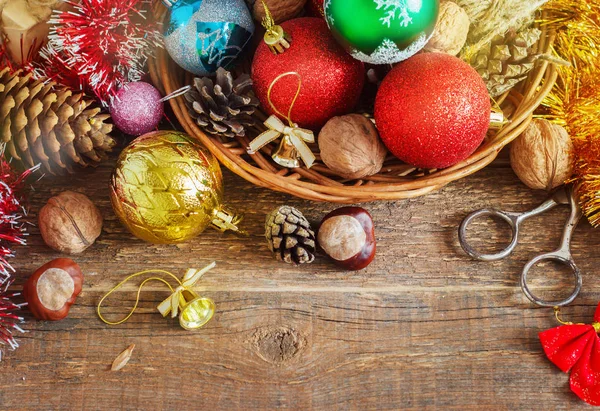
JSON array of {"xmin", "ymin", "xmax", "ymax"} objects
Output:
[
  {"xmin": 23, "ymin": 258, "xmax": 84, "ymax": 321},
  {"xmin": 317, "ymin": 207, "xmax": 376, "ymax": 270}
]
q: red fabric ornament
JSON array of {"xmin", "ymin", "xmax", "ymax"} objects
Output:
[
  {"xmin": 307, "ymin": 0, "xmax": 324, "ymax": 17},
  {"xmin": 35, "ymin": 0, "xmax": 161, "ymax": 103},
  {"xmin": 540, "ymin": 303, "xmax": 600, "ymax": 406},
  {"xmin": 252, "ymin": 18, "xmax": 365, "ymax": 130},
  {"xmin": 374, "ymin": 53, "xmax": 491, "ymax": 169}
]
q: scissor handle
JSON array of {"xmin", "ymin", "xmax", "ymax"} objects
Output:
[
  {"xmin": 521, "ymin": 188, "xmax": 584, "ymax": 307},
  {"xmin": 520, "ymin": 252, "xmax": 582, "ymax": 307},
  {"xmin": 459, "ymin": 195, "xmax": 563, "ymax": 262},
  {"xmin": 458, "ymin": 209, "xmax": 521, "ymax": 261}
]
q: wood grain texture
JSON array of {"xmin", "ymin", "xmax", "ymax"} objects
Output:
[{"xmin": 1, "ymin": 153, "xmax": 598, "ymax": 410}]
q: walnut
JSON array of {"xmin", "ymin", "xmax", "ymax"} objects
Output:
[
  {"xmin": 39, "ymin": 191, "xmax": 103, "ymax": 254},
  {"xmin": 318, "ymin": 114, "xmax": 387, "ymax": 180},
  {"xmin": 253, "ymin": 0, "xmax": 306, "ymax": 23},
  {"xmin": 424, "ymin": 1, "xmax": 470, "ymax": 56},
  {"xmin": 510, "ymin": 119, "xmax": 574, "ymax": 191}
]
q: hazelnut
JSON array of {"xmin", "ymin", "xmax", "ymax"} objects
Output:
[
  {"xmin": 510, "ymin": 119, "xmax": 574, "ymax": 191},
  {"xmin": 39, "ymin": 191, "xmax": 103, "ymax": 254},
  {"xmin": 318, "ymin": 114, "xmax": 387, "ymax": 180},
  {"xmin": 424, "ymin": 2, "xmax": 470, "ymax": 56},
  {"xmin": 253, "ymin": 0, "xmax": 306, "ymax": 23},
  {"xmin": 317, "ymin": 207, "xmax": 376, "ymax": 271},
  {"xmin": 23, "ymin": 258, "xmax": 83, "ymax": 321}
]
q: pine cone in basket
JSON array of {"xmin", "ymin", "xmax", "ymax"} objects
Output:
[
  {"xmin": 265, "ymin": 206, "xmax": 316, "ymax": 265},
  {"xmin": 471, "ymin": 28, "xmax": 541, "ymax": 98},
  {"xmin": 0, "ymin": 68, "xmax": 115, "ymax": 174},
  {"xmin": 185, "ymin": 68, "xmax": 260, "ymax": 139}
]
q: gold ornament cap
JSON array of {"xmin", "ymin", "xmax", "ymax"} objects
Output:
[{"xmin": 261, "ymin": 1, "xmax": 291, "ymax": 54}]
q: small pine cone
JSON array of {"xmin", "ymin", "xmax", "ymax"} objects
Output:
[
  {"xmin": 265, "ymin": 206, "xmax": 316, "ymax": 265},
  {"xmin": 471, "ymin": 28, "xmax": 541, "ymax": 98},
  {"xmin": 0, "ymin": 68, "xmax": 114, "ymax": 174},
  {"xmin": 185, "ymin": 67, "xmax": 259, "ymax": 139}
]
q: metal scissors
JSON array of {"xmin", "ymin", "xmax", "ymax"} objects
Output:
[{"xmin": 458, "ymin": 185, "xmax": 583, "ymax": 308}]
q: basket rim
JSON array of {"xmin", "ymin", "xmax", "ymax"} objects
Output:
[{"xmin": 150, "ymin": 12, "xmax": 559, "ymax": 203}]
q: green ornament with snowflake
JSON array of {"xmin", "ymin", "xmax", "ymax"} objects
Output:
[{"xmin": 324, "ymin": 0, "xmax": 439, "ymax": 64}]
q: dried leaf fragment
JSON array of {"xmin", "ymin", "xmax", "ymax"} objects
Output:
[{"xmin": 111, "ymin": 344, "xmax": 135, "ymax": 371}]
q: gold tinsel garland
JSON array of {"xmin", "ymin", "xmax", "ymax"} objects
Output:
[{"xmin": 541, "ymin": 0, "xmax": 600, "ymax": 226}]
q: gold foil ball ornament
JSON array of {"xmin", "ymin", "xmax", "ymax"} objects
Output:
[{"xmin": 110, "ymin": 131, "xmax": 240, "ymax": 244}]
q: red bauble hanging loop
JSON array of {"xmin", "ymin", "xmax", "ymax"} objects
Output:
[
  {"xmin": 374, "ymin": 53, "xmax": 491, "ymax": 169},
  {"xmin": 252, "ymin": 17, "xmax": 365, "ymax": 130}
]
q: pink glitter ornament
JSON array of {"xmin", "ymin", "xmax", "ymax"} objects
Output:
[{"xmin": 110, "ymin": 82, "xmax": 164, "ymax": 136}]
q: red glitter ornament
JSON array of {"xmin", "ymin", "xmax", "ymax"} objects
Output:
[
  {"xmin": 540, "ymin": 303, "xmax": 600, "ymax": 406},
  {"xmin": 307, "ymin": 0, "xmax": 324, "ymax": 17},
  {"xmin": 252, "ymin": 17, "xmax": 365, "ymax": 130},
  {"xmin": 374, "ymin": 53, "xmax": 490, "ymax": 169}
]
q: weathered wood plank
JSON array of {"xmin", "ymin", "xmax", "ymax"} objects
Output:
[
  {"xmin": 2, "ymin": 290, "xmax": 595, "ymax": 410},
  {"xmin": 0, "ymin": 154, "xmax": 597, "ymax": 410}
]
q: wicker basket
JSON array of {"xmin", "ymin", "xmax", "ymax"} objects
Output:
[{"xmin": 149, "ymin": 9, "xmax": 558, "ymax": 203}]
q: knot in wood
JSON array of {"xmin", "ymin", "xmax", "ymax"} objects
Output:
[{"xmin": 251, "ymin": 326, "xmax": 306, "ymax": 365}]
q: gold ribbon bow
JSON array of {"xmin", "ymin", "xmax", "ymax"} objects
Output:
[
  {"xmin": 249, "ymin": 115, "xmax": 316, "ymax": 168},
  {"xmin": 157, "ymin": 262, "xmax": 216, "ymax": 318}
]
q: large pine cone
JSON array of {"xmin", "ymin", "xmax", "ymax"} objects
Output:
[
  {"xmin": 0, "ymin": 68, "xmax": 114, "ymax": 174},
  {"xmin": 265, "ymin": 206, "xmax": 316, "ymax": 265},
  {"xmin": 185, "ymin": 67, "xmax": 259, "ymax": 139},
  {"xmin": 471, "ymin": 28, "xmax": 541, "ymax": 98}
]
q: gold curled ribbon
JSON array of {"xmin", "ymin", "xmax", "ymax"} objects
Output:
[
  {"xmin": 97, "ymin": 262, "xmax": 216, "ymax": 328},
  {"xmin": 248, "ymin": 72, "xmax": 316, "ymax": 168}
]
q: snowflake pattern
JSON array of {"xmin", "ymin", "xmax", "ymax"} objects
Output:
[
  {"xmin": 373, "ymin": 0, "xmax": 421, "ymax": 28},
  {"xmin": 350, "ymin": 32, "xmax": 430, "ymax": 64}
]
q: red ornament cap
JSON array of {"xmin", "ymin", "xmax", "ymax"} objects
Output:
[{"xmin": 374, "ymin": 52, "xmax": 491, "ymax": 169}]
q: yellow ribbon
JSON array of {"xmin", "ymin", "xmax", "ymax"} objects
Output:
[
  {"xmin": 97, "ymin": 262, "xmax": 216, "ymax": 326},
  {"xmin": 248, "ymin": 72, "xmax": 316, "ymax": 168},
  {"xmin": 156, "ymin": 263, "xmax": 215, "ymax": 318}
]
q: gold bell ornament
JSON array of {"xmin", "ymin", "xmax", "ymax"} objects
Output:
[
  {"xmin": 248, "ymin": 72, "xmax": 316, "ymax": 168},
  {"xmin": 97, "ymin": 263, "xmax": 217, "ymax": 331},
  {"xmin": 110, "ymin": 130, "xmax": 242, "ymax": 244}
]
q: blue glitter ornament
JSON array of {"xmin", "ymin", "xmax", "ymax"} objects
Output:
[{"xmin": 163, "ymin": 0, "xmax": 255, "ymax": 76}]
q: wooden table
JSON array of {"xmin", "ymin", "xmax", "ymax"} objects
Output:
[{"xmin": 2, "ymin": 153, "xmax": 597, "ymax": 410}]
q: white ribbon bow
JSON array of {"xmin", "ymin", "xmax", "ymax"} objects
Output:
[
  {"xmin": 157, "ymin": 262, "xmax": 216, "ymax": 318},
  {"xmin": 248, "ymin": 115, "xmax": 316, "ymax": 168}
]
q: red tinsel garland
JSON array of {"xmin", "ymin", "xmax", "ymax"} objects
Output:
[
  {"xmin": 35, "ymin": 0, "xmax": 161, "ymax": 103},
  {"xmin": 0, "ymin": 280, "xmax": 26, "ymax": 352},
  {"xmin": 0, "ymin": 156, "xmax": 38, "ymax": 281},
  {"xmin": 0, "ymin": 155, "xmax": 36, "ymax": 353}
]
